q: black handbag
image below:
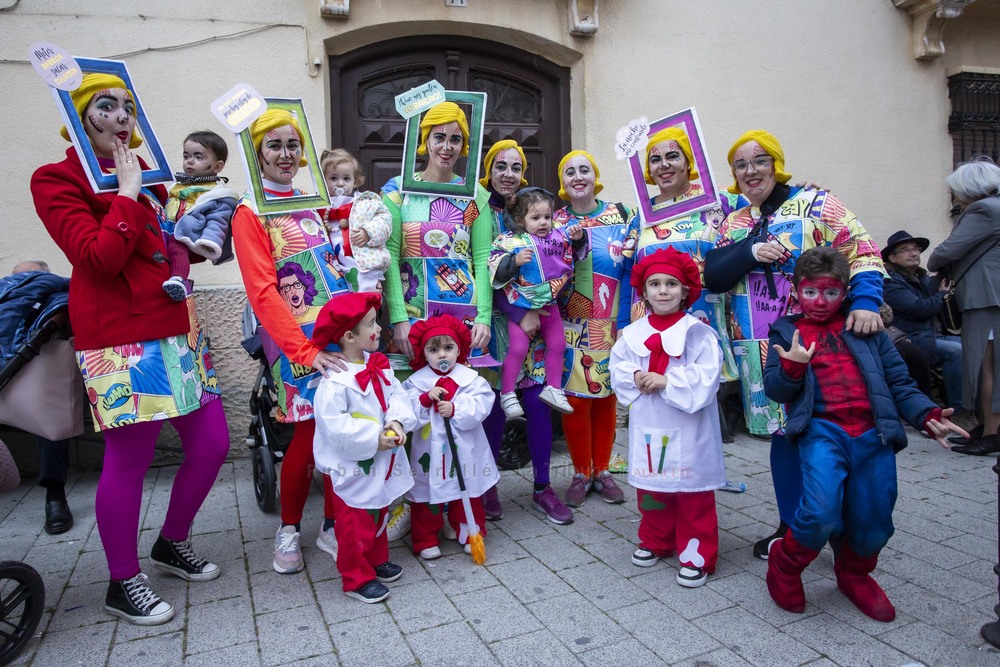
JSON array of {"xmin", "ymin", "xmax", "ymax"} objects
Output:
[{"xmin": 938, "ymin": 236, "xmax": 1000, "ymax": 336}]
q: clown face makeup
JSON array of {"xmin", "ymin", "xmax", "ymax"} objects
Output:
[
  {"xmin": 353, "ymin": 307, "xmax": 382, "ymax": 353},
  {"xmin": 732, "ymin": 140, "xmax": 777, "ymax": 206},
  {"xmin": 489, "ymin": 148, "xmax": 524, "ymax": 196},
  {"xmin": 561, "ymin": 154, "xmax": 597, "ymax": 205},
  {"xmin": 83, "ymin": 88, "xmax": 136, "ymax": 159},
  {"xmin": 644, "ymin": 272, "xmax": 689, "ymax": 316},
  {"xmin": 423, "ymin": 336, "xmax": 460, "ymax": 373},
  {"xmin": 796, "ymin": 275, "xmax": 846, "ymax": 323},
  {"xmin": 183, "ymin": 139, "xmax": 224, "ymax": 177},
  {"xmin": 259, "ymin": 125, "xmax": 302, "ymax": 185},
  {"xmin": 324, "ymin": 162, "xmax": 355, "ymax": 197},
  {"xmin": 424, "ymin": 121, "xmax": 464, "ymax": 179},
  {"xmin": 522, "ymin": 201, "xmax": 553, "ymax": 237},
  {"xmin": 648, "ymin": 140, "xmax": 689, "ymax": 199}
]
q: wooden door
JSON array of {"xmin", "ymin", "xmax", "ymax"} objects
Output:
[{"xmin": 329, "ymin": 35, "xmax": 571, "ymax": 195}]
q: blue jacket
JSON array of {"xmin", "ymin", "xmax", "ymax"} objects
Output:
[
  {"xmin": 0, "ymin": 271, "xmax": 69, "ymax": 368},
  {"xmin": 763, "ymin": 315, "xmax": 936, "ymax": 452},
  {"xmin": 882, "ymin": 262, "xmax": 942, "ymax": 362}
]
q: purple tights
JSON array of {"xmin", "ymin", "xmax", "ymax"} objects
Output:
[
  {"xmin": 483, "ymin": 384, "xmax": 552, "ymax": 486},
  {"xmin": 96, "ymin": 399, "xmax": 229, "ymax": 580}
]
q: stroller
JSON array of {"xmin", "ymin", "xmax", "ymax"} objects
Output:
[{"xmin": 239, "ymin": 304, "xmax": 294, "ymax": 513}]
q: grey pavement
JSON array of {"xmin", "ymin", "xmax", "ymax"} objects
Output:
[{"xmin": 2, "ymin": 426, "xmax": 1000, "ymax": 666}]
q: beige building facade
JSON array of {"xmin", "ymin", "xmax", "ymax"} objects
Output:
[{"xmin": 2, "ymin": 0, "xmax": 999, "ymax": 449}]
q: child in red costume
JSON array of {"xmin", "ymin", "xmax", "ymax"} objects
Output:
[
  {"xmin": 311, "ymin": 291, "xmax": 417, "ymax": 603},
  {"xmin": 763, "ymin": 247, "xmax": 967, "ymax": 621},
  {"xmin": 610, "ymin": 248, "xmax": 725, "ymax": 588},
  {"xmin": 401, "ymin": 315, "xmax": 499, "ymax": 560}
]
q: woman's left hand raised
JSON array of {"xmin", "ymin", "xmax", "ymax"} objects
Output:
[
  {"xmin": 470, "ymin": 322, "xmax": 491, "ymax": 350},
  {"xmin": 112, "ymin": 138, "xmax": 141, "ymax": 200}
]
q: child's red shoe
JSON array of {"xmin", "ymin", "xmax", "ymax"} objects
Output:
[
  {"xmin": 834, "ymin": 546, "xmax": 895, "ymax": 622},
  {"xmin": 766, "ymin": 531, "xmax": 820, "ymax": 613}
]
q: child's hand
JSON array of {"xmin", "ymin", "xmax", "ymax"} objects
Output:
[
  {"xmin": 634, "ymin": 370, "xmax": 666, "ymax": 393},
  {"xmin": 350, "ymin": 228, "xmax": 370, "ymax": 247},
  {"xmin": 515, "ymin": 248, "xmax": 533, "ymax": 267},
  {"xmin": 772, "ymin": 330, "xmax": 815, "ymax": 364},
  {"xmin": 379, "ymin": 424, "xmax": 406, "ymax": 450},
  {"xmin": 567, "ymin": 225, "xmax": 584, "ymax": 241},
  {"xmin": 925, "ymin": 408, "xmax": 970, "ymax": 449},
  {"xmin": 437, "ymin": 400, "xmax": 454, "ymax": 418},
  {"xmin": 427, "ymin": 386, "xmax": 447, "ymax": 402}
]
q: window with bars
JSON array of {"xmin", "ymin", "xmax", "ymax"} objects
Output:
[{"xmin": 947, "ymin": 70, "xmax": 1000, "ymax": 166}]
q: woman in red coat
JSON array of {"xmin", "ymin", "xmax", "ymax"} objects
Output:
[{"xmin": 31, "ymin": 73, "xmax": 229, "ymax": 626}]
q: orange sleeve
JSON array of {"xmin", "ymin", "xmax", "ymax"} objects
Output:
[{"xmin": 232, "ymin": 205, "xmax": 320, "ymax": 368}]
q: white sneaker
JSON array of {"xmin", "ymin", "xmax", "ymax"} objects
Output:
[
  {"xmin": 273, "ymin": 525, "xmax": 304, "ymax": 574},
  {"xmin": 440, "ymin": 521, "xmax": 458, "ymax": 542},
  {"xmin": 316, "ymin": 522, "xmax": 338, "ymax": 561},
  {"xmin": 539, "ymin": 385, "xmax": 573, "ymax": 414},
  {"xmin": 419, "ymin": 546, "xmax": 442, "ymax": 560},
  {"xmin": 500, "ymin": 391, "xmax": 524, "ymax": 418},
  {"xmin": 677, "ymin": 565, "xmax": 707, "ymax": 588},
  {"xmin": 386, "ymin": 503, "xmax": 411, "ymax": 542}
]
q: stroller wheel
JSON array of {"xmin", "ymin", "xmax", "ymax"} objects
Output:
[
  {"xmin": 251, "ymin": 445, "xmax": 278, "ymax": 514},
  {"xmin": 0, "ymin": 560, "xmax": 45, "ymax": 665},
  {"xmin": 498, "ymin": 416, "xmax": 532, "ymax": 471}
]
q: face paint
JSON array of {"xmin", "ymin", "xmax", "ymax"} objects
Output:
[
  {"xmin": 259, "ymin": 125, "xmax": 302, "ymax": 184},
  {"xmin": 648, "ymin": 140, "xmax": 689, "ymax": 196},
  {"xmin": 83, "ymin": 88, "xmax": 136, "ymax": 158},
  {"xmin": 490, "ymin": 148, "xmax": 524, "ymax": 196},
  {"xmin": 796, "ymin": 275, "xmax": 846, "ymax": 322},
  {"xmin": 731, "ymin": 140, "xmax": 777, "ymax": 206}
]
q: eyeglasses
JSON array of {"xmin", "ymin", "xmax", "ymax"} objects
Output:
[
  {"xmin": 732, "ymin": 156, "xmax": 774, "ymax": 174},
  {"xmin": 279, "ymin": 281, "xmax": 304, "ymax": 293}
]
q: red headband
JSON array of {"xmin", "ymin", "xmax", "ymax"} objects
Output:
[
  {"xmin": 408, "ymin": 315, "xmax": 472, "ymax": 370},
  {"xmin": 630, "ymin": 247, "xmax": 702, "ymax": 308},
  {"xmin": 312, "ymin": 291, "xmax": 382, "ymax": 349}
]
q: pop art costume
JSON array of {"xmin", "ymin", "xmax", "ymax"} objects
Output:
[
  {"xmin": 610, "ymin": 249, "xmax": 724, "ymax": 584},
  {"xmin": 231, "ymin": 109, "xmax": 350, "ymax": 536},
  {"xmin": 401, "ymin": 316, "xmax": 498, "ymax": 553},
  {"xmin": 311, "ymin": 292, "xmax": 417, "ymax": 592},
  {"xmin": 703, "ymin": 130, "xmax": 884, "ymax": 534},
  {"xmin": 763, "ymin": 304, "xmax": 940, "ymax": 622},
  {"xmin": 31, "ymin": 72, "xmax": 229, "ymax": 622},
  {"xmin": 323, "ymin": 190, "xmax": 392, "ymax": 293}
]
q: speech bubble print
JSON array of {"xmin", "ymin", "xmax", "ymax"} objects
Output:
[
  {"xmin": 28, "ymin": 42, "xmax": 82, "ymax": 91},
  {"xmin": 614, "ymin": 116, "xmax": 650, "ymax": 160}
]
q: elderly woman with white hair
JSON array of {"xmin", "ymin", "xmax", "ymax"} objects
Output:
[{"xmin": 929, "ymin": 158, "xmax": 1000, "ymax": 455}]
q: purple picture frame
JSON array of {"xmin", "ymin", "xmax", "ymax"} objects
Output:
[{"xmin": 626, "ymin": 107, "xmax": 720, "ymax": 226}]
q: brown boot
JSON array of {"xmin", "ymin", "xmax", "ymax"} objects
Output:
[
  {"xmin": 766, "ymin": 531, "xmax": 821, "ymax": 613},
  {"xmin": 834, "ymin": 544, "xmax": 895, "ymax": 622}
]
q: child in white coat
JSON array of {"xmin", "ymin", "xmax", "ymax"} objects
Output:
[
  {"xmin": 402, "ymin": 315, "xmax": 499, "ymax": 560},
  {"xmin": 311, "ymin": 291, "xmax": 417, "ymax": 603},
  {"xmin": 610, "ymin": 247, "xmax": 725, "ymax": 588}
]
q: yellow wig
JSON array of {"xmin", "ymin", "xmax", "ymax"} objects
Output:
[
  {"xmin": 644, "ymin": 127, "xmax": 698, "ymax": 185},
  {"xmin": 478, "ymin": 139, "xmax": 528, "ymax": 189},
  {"xmin": 60, "ymin": 73, "xmax": 143, "ymax": 149},
  {"xmin": 417, "ymin": 102, "xmax": 470, "ymax": 157},
  {"xmin": 726, "ymin": 130, "xmax": 791, "ymax": 194},
  {"xmin": 557, "ymin": 150, "xmax": 604, "ymax": 200},
  {"xmin": 250, "ymin": 109, "xmax": 308, "ymax": 167}
]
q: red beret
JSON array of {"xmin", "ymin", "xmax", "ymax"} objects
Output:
[
  {"xmin": 630, "ymin": 247, "xmax": 702, "ymax": 308},
  {"xmin": 312, "ymin": 292, "xmax": 382, "ymax": 349},
  {"xmin": 408, "ymin": 315, "xmax": 472, "ymax": 370}
]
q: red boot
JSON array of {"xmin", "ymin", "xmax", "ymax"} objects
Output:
[
  {"xmin": 766, "ymin": 531, "xmax": 820, "ymax": 613},
  {"xmin": 834, "ymin": 545, "xmax": 895, "ymax": 622}
]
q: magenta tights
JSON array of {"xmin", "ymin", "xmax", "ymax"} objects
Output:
[
  {"xmin": 502, "ymin": 302, "xmax": 564, "ymax": 393},
  {"xmin": 96, "ymin": 399, "xmax": 229, "ymax": 580}
]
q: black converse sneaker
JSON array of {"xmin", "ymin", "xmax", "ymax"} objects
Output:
[
  {"xmin": 105, "ymin": 573, "xmax": 174, "ymax": 625},
  {"xmin": 150, "ymin": 534, "xmax": 221, "ymax": 581}
]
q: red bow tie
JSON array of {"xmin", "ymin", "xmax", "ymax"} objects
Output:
[
  {"xmin": 328, "ymin": 203, "xmax": 353, "ymax": 222},
  {"xmin": 644, "ymin": 334, "xmax": 671, "ymax": 375},
  {"xmin": 355, "ymin": 352, "xmax": 391, "ymax": 411}
]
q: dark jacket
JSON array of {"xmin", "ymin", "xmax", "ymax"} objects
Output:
[
  {"xmin": 0, "ymin": 271, "xmax": 69, "ymax": 367},
  {"xmin": 763, "ymin": 315, "xmax": 936, "ymax": 452},
  {"xmin": 882, "ymin": 262, "xmax": 941, "ymax": 362},
  {"xmin": 928, "ymin": 195, "xmax": 1000, "ymax": 311}
]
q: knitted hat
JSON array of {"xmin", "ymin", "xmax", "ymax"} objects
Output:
[
  {"xmin": 881, "ymin": 230, "xmax": 929, "ymax": 262},
  {"xmin": 557, "ymin": 150, "xmax": 604, "ymax": 200},
  {"xmin": 312, "ymin": 291, "xmax": 382, "ymax": 349},
  {"xmin": 630, "ymin": 247, "xmax": 702, "ymax": 308},
  {"xmin": 249, "ymin": 109, "xmax": 308, "ymax": 167},
  {"xmin": 417, "ymin": 102, "xmax": 470, "ymax": 157},
  {"xmin": 60, "ymin": 73, "xmax": 143, "ymax": 148},
  {"xmin": 726, "ymin": 130, "xmax": 791, "ymax": 194},
  {"xmin": 408, "ymin": 314, "xmax": 472, "ymax": 370},
  {"xmin": 478, "ymin": 139, "xmax": 528, "ymax": 189},
  {"xmin": 644, "ymin": 128, "xmax": 698, "ymax": 185}
]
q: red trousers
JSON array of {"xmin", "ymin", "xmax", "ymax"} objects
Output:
[
  {"xmin": 563, "ymin": 394, "xmax": 617, "ymax": 477},
  {"xmin": 637, "ymin": 489, "xmax": 718, "ymax": 573},
  {"xmin": 330, "ymin": 492, "xmax": 388, "ymax": 592},
  {"xmin": 411, "ymin": 497, "xmax": 486, "ymax": 553},
  {"xmin": 280, "ymin": 420, "xmax": 336, "ymax": 526}
]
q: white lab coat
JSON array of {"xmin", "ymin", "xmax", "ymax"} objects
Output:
[
  {"xmin": 402, "ymin": 364, "xmax": 500, "ymax": 504},
  {"xmin": 313, "ymin": 354, "xmax": 417, "ymax": 509},
  {"xmin": 610, "ymin": 314, "xmax": 725, "ymax": 493}
]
